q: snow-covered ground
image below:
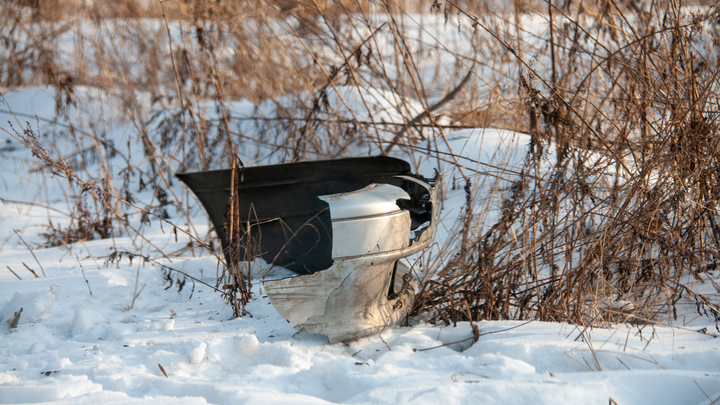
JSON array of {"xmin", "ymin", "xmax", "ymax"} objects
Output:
[
  {"xmin": 2, "ymin": 262, "xmax": 720, "ymax": 405},
  {"xmin": 2, "ymin": 84, "xmax": 720, "ymax": 405}
]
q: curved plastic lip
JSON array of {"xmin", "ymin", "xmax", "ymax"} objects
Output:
[
  {"xmin": 332, "ymin": 236, "xmax": 433, "ymax": 261},
  {"xmin": 329, "ymin": 209, "xmax": 406, "ymax": 222},
  {"xmin": 263, "ymin": 239, "xmax": 432, "ymax": 282}
]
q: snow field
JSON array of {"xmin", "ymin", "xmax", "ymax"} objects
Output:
[
  {"xmin": 1, "ymin": 76, "xmax": 720, "ymax": 403},
  {"xmin": 1, "ymin": 249, "xmax": 719, "ymax": 405}
]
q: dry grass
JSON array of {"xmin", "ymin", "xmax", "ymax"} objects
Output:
[
  {"xmin": 2, "ymin": 0, "xmax": 720, "ymax": 329},
  {"xmin": 413, "ymin": 0, "xmax": 720, "ymax": 329}
]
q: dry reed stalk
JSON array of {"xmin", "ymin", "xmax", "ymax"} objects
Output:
[
  {"xmin": 413, "ymin": 0, "xmax": 720, "ymax": 329},
  {"xmin": 3, "ymin": 0, "xmax": 718, "ymax": 329}
]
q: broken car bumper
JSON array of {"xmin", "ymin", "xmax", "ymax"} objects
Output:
[{"xmin": 178, "ymin": 156, "xmax": 438, "ymax": 342}]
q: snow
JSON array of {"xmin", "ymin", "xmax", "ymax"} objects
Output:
[
  {"xmin": 0, "ymin": 290, "xmax": 54, "ymax": 327},
  {"xmin": 2, "ymin": 265, "xmax": 719, "ymax": 405},
  {"xmin": 2, "ymin": 14, "xmax": 720, "ymax": 404},
  {"xmin": 2, "ymin": 88, "xmax": 719, "ymax": 405}
]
